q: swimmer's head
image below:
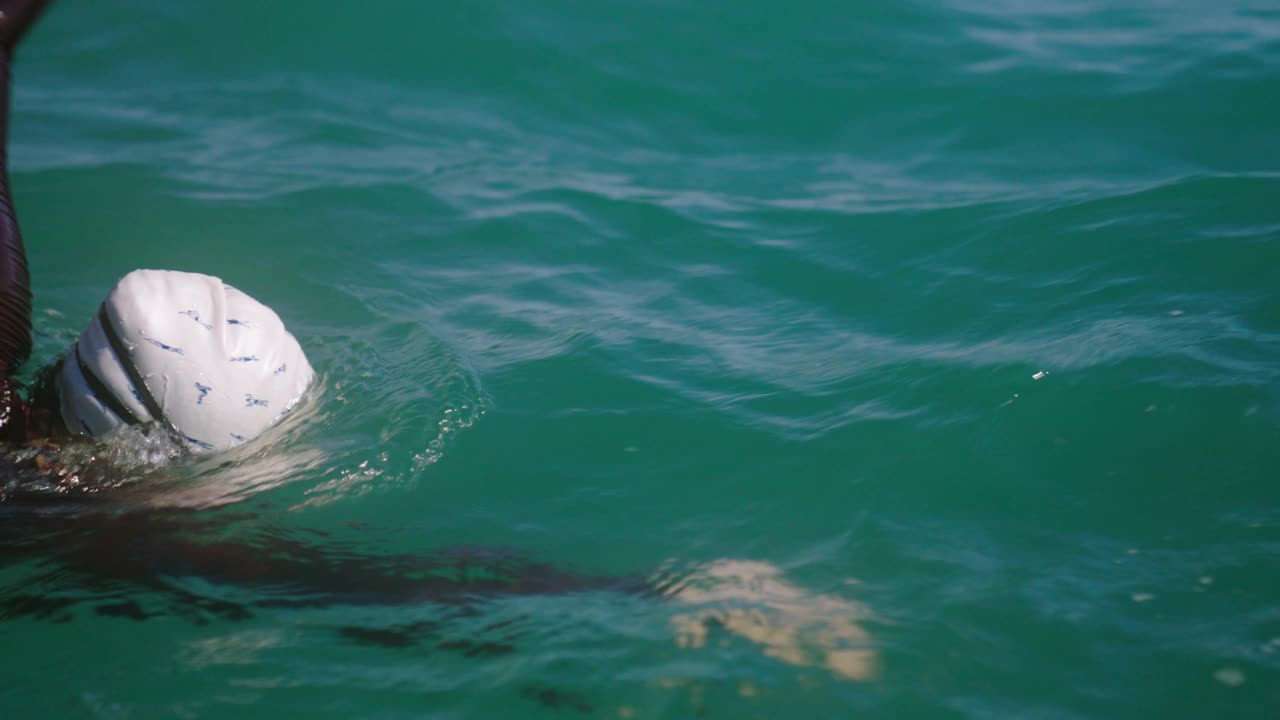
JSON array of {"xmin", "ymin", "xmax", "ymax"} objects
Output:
[{"xmin": 54, "ymin": 269, "xmax": 314, "ymax": 453}]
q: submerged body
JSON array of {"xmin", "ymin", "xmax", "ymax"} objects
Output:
[{"xmin": 0, "ymin": 491, "xmax": 875, "ymax": 682}]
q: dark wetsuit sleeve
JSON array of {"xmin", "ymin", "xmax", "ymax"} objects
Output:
[
  {"xmin": 0, "ymin": 1, "xmax": 53, "ymax": 443},
  {"xmin": 0, "ymin": 0, "xmax": 52, "ymax": 376},
  {"xmin": 0, "ymin": 49, "xmax": 32, "ymax": 374}
]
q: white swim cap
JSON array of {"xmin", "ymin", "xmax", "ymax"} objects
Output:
[{"xmin": 56, "ymin": 269, "xmax": 314, "ymax": 453}]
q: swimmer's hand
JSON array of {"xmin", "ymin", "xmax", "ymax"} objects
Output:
[
  {"xmin": 665, "ymin": 560, "xmax": 878, "ymax": 682},
  {"xmin": 25, "ymin": 437, "xmax": 91, "ymax": 488},
  {"xmin": 29, "ymin": 438, "xmax": 63, "ymax": 473}
]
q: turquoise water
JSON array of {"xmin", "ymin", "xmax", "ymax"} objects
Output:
[{"xmin": 2, "ymin": 0, "xmax": 1279, "ymax": 716}]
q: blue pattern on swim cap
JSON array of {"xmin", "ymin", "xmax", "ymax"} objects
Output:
[
  {"xmin": 58, "ymin": 269, "xmax": 314, "ymax": 453},
  {"xmin": 178, "ymin": 309, "xmax": 212, "ymax": 330},
  {"xmin": 143, "ymin": 337, "xmax": 184, "ymax": 355}
]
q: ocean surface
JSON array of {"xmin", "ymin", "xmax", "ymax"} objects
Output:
[{"xmin": 2, "ymin": 0, "xmax": 1278, "ymax": 717}]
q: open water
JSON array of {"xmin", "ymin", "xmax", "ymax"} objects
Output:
[{"xmin": 2, "ymin": 0, "xmax": 1279, "ymax": 717}]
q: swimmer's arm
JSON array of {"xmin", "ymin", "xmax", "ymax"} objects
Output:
[{"xmin": 0, "ymin": 0, "xmax": 51, "ymax": 374}]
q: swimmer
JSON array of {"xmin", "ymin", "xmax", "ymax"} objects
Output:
[
  {"xmin": 0, "ymin": 0, "xmax": 312, "ymax": 458},
  {"xmin": 0, "ymin": 1, "xmax": 876, "ymax": 683}
]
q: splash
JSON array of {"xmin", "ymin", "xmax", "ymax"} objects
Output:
[
  {"xmin": 1, "ymin": 383, "xmax": 326, "ymax": 510},
  {"xmin": 412, "ymin": 399, "xmax": 487, "ymax": 471},
  {"xmin": 296, "ymin": 317, "xmax": 491, "ymax": 505}
]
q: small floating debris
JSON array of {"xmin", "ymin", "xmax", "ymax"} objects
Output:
[
  {"xmin": 1214, "ymin": 667, "xmax": 1245, "ymax": 687},
  {"xmin": 1032, "ymin": 370, "xmax": 1048, "ymax": 380},
  {"xmin": 1131, "ymin": 593, "xmax": 1153, "ymax": 603},
  {"xmin": 1199, "ymin": 576, "xmax": 1213, "ymax": 586},
  {"xmin": 1169, "ymin": 309, "xmax": 1184, "ymax": 316}
]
